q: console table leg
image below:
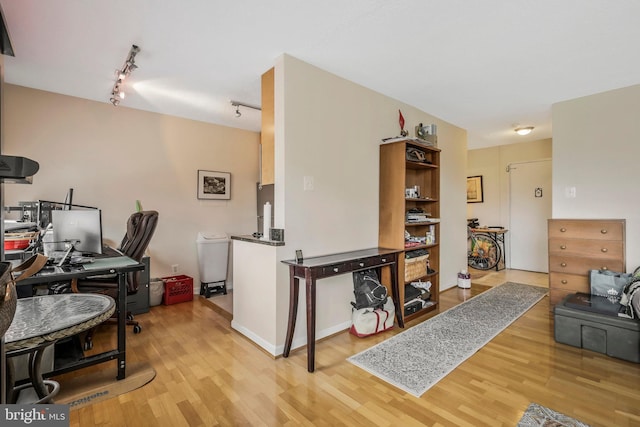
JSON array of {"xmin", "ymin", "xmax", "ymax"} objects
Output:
[
  {"xmin": 283, "ymin": 269, "xmax": 299, "ymax": 357},
  {"xmin": 305, "ymin": 270, "xmax": 316, "ymax": 373}
]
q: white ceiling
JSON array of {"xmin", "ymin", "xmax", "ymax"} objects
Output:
[{"xmin": 2, "ymin": 0, "xmax": 639, "ymax": 149}]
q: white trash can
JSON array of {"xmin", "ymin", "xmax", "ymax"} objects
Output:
[
  {"xmin": 149, "ymin": 278, "xmax": 164, "ymax": 306},
  {"xmin": 196, "ymin": 232, "xmax": 230, "ymax": 297}
]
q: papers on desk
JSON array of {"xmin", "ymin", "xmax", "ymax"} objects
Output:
[
  {"xmin": 82, "ymin": 256, "xmax": 138, "ymax": 270},
  {"xmin": 29, "ymin": 256, "xmax": 138, "ymax": 277},
  {"xmin": 4, "ymin": 220, "xmax": 38, "ymax": 231}
]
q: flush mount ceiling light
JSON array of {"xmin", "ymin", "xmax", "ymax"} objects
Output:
[
  {"xmin": 230, "ymin": 100, "xmax": 261, "ymax": 118},
  {"xmin": 110, "ymin": 44, "xmax": 140, "ymax": 106},
  {"xmin": 515, "ymin": 126, "xmax": 534, "ymax": 136}
]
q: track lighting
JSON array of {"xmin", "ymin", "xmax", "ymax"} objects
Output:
[
  {"xmin": 110, "ymin": 44, "xmax": 140, "ymax": 106},
  {"xmin": 230, "ymin": 100, "xmax": 261, "ymax": 118}
]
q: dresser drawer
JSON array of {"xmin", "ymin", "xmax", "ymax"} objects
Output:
[
  {"xmin": 548, "ymin": 272, "xmax": 589, "ymax": 293},
  {"xmin": 548, "ymin": 255, "xmax": 624, "ymax": 275},
  {"xmin": 320, "ymin": 263, "xmax": 348, "ymax": 277},
  {"xmin": 349, "ymin": 255, "xmax": 393, "ymax": 271},
  {"xmin": 548, "ymin": 219, "xmax": 624, "ymax": 240},
  {"xmin": 548, "ymin": 238, "xmax": 624, "ymax": 258}
]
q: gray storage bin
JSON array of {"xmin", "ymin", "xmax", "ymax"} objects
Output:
[{"xmin": 554, "ymin": 295, "xmax": 640, "ymax": 363}]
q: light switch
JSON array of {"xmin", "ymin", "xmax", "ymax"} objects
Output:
[
  {"xmin": 304, "ymin": 176, "xmax": 314, "ymax": 191},
  {"xmin": 565, "ymin": 186, "xmax": 576, "ymax": 198}
]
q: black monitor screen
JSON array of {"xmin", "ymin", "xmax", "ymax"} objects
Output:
[{"xmin": 52, "ymin": 209, "xmax": 103, "ymax": 255}]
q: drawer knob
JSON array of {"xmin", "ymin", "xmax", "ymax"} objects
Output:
[
  {"xmin": 601, "ymin": 248, "xmax": 608, "ymax": 253},
  {"xmin": 333, "ymin": 267, "xmax": 339, "ymax": 273},
  {"xmin": 560, "ymin": 245, "xmax": 567, "ymax": 250},
  {"xmin": 359, "ymin": 262, "xmax": 365, "ymax": 267},
  {"xmin": 601, "ymin": 229, "xmax": 608, "ymax": 234},
  {"xmin": 560, "ymin": 262, "xmax": 567, "ymax": 267},
  {"xmin": 560, "ymin": 228, "xmax": 567, "ymax": 232},
  {"xmin": 381, "ymin": 258, "xmax": 386, "ymax": 263},
  {"xmin": 561, "ymin": 279, "xmax": 568, "ymax": 284},
  {"xmin": 602, "ymin": 266, "xmax": 608, "ymax": 271}
]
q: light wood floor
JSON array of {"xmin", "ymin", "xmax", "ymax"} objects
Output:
[{"xmin": 63, "ymin": 270, "xmax": 640, "ymax": 427}]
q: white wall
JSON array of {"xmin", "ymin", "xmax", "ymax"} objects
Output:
[
  {"xmin": 273, "ymin": 55, "xmax": 468, "ymax": 346},
  {"xmin": 552, "ymin": 84, "xmax": 640, "ymax": 270},
  {"xmin": 3, "ymin": 85, "xmax": 260, "ymax": 286}
]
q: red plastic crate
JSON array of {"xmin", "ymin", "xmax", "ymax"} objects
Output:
[{"xmin": 162, "ymin": 275, "xmax": 194, "ymax": 305}]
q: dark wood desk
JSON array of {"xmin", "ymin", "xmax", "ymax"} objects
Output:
[
  {"xmin": 281, "ymin": 247, "xmax": 402, "ymax": 372},
  {"xmin": 14, "ymin": 255, "xmax": 143, "ymax": 380}
]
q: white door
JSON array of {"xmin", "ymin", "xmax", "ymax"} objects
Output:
[{"xmin": 508, "ymin": 159, "xmax": 552, "ymax": 272}]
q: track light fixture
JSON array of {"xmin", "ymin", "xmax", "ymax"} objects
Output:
[
  {"xmin": 110, "ymin": 44, "xmax": 140, "ymax": 106},
  {"xmin": 230, "ymin": 100, "xmax": 261, "ymax": 118}
]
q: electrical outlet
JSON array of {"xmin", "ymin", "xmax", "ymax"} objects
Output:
[
  {"xmin": 171, "ymin": 264, "xmax": 179, "ymax": 273},
  {"xmin": 303, "ymin": 175, "xmax": 314, "ymax": 191}
]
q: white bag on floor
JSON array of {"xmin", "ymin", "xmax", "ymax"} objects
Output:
[{"xmin": 349, "ymin": 297, "xmax": 395, "ymax": 337}]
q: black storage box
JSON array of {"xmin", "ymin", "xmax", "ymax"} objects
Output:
[
  {"xmin": 404, "ymin": 300, "xmax": 423, "ymax": 316},
  {"xmin": 554, "ymin": 294, "xmax": 640, "ymax": 363}
]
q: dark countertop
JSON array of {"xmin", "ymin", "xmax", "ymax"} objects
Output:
[{"xmin": 231, "ymin": 234, "xmax": 285, "ymax": 246}]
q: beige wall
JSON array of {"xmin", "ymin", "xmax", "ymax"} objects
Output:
[
  {"xmin": 4, "ymin": 84, "xmax": 261, "ymax": 286},
  {"xmin": 5, "ymin": 55, "xmax": 470, "ymax": 351},
  {"xmin": 272, "ymin": 55, "xmax": 468, "ymax": 347},
  {"xmin": 552, "ymin": 84, "xmax": 640, "ymax": 268},
  {"xmin": 467, "ymin": 139, "xmax": 552, "ymax": 227},
  {"xmin": 467, "ymin": 139, "xmax": 551, "ymax": 270}
]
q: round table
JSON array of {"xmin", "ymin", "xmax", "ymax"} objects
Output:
[{"xmin": 4, "ymin": 293, "xmax": 115, "ymax": 403}]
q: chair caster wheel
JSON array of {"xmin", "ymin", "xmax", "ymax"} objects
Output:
[
  {"xmin": 127, "ymin": 313, "xmax": 134, "ymax": 321},
  {"xmin": 84, "ymin": 340, "xmax": 93, "ymax": 351},
  {"xmin": 133, "ymin": 325, "xmax": 142, "ymax": 334}
]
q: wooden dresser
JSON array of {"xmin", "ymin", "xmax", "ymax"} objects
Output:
[{"xmin": 548, "ymin": 219, "xmax": 626, "ymax": 308}]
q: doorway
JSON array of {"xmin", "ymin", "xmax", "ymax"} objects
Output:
[{"xmin": 508, "ymin": 159, "xmax": 552, "ymax": 272}]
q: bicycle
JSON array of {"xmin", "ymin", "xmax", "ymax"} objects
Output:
[{"xmin": 467, "ymin": 226, "xmax": 501, "ymax": 271}]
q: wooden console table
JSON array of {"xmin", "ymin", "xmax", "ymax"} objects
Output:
[{"xmin": 281, "ymin": 247, "xmax": 402, "ymax": 372}]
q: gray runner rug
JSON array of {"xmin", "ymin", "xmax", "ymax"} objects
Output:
[
  {"xmin": 348, "ymin": 282, "xmax": 547, "ymax": 397},
  {"xmin": 518, "ymin": 403, "xmax": 590, "ymax": 426}
]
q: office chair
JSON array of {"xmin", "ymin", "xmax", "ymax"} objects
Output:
[{"xmin": 72, "ymin": 210, "xmax": 158, "ymax": 350}]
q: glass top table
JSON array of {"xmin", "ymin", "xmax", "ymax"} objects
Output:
[
  {"xmin": 4, "ymin": 293, "xmax": 115, "ymax": 403},
  {"xmin": 5, "ymin": 294, "xmax": 115, "ymax": 352}
]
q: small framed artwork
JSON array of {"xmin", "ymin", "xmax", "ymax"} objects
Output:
[
  {"xmin": 197, "ymin": 170, "xmax": 231, "ymax": 200},
  {"xmin": 467, "ymin": 175, "xmax": 484, "ymax": 203}
]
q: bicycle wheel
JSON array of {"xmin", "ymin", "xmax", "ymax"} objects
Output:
[{"xmin": 467, "ymin": 234, "xmax": 501, "ymax": 271}]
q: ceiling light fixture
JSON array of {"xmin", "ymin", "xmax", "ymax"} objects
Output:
[
  {"xmin": 110, "ymin": 44, "xmax": 140, "ymax": 106},
  {"xmin": 515, "ymin": 126, "xmax": 534, "ymax": 136},
  {"xmin": 230, "ymin": 100, "xmax": 261, "ymax": 118}
]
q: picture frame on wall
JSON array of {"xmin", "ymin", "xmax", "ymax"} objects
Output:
[
  {"xmin": 467, "ymin": 175, "xmax": 484, "ymax": 203},
  {"xmin": 197, "ymin": 170, "xmax": 231, "ymax": 200}
]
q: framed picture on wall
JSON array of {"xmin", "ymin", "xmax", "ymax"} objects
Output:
[
  {"xmin": 197, "ymin": 170, "xmax": 231, "ymax": 200},
  {"xmin": 467, "ymin": 175, "xmax": 484, "ymax": 203}
]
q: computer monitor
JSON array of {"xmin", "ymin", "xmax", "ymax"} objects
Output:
[{"xmin": 52, "ymin": 209, "xmax": 103, "ymax": 255}]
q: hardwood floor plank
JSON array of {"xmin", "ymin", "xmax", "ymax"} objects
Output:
[{"xmin": 58, "ymin": 270, "xmax": 640, "ymax": 427}]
